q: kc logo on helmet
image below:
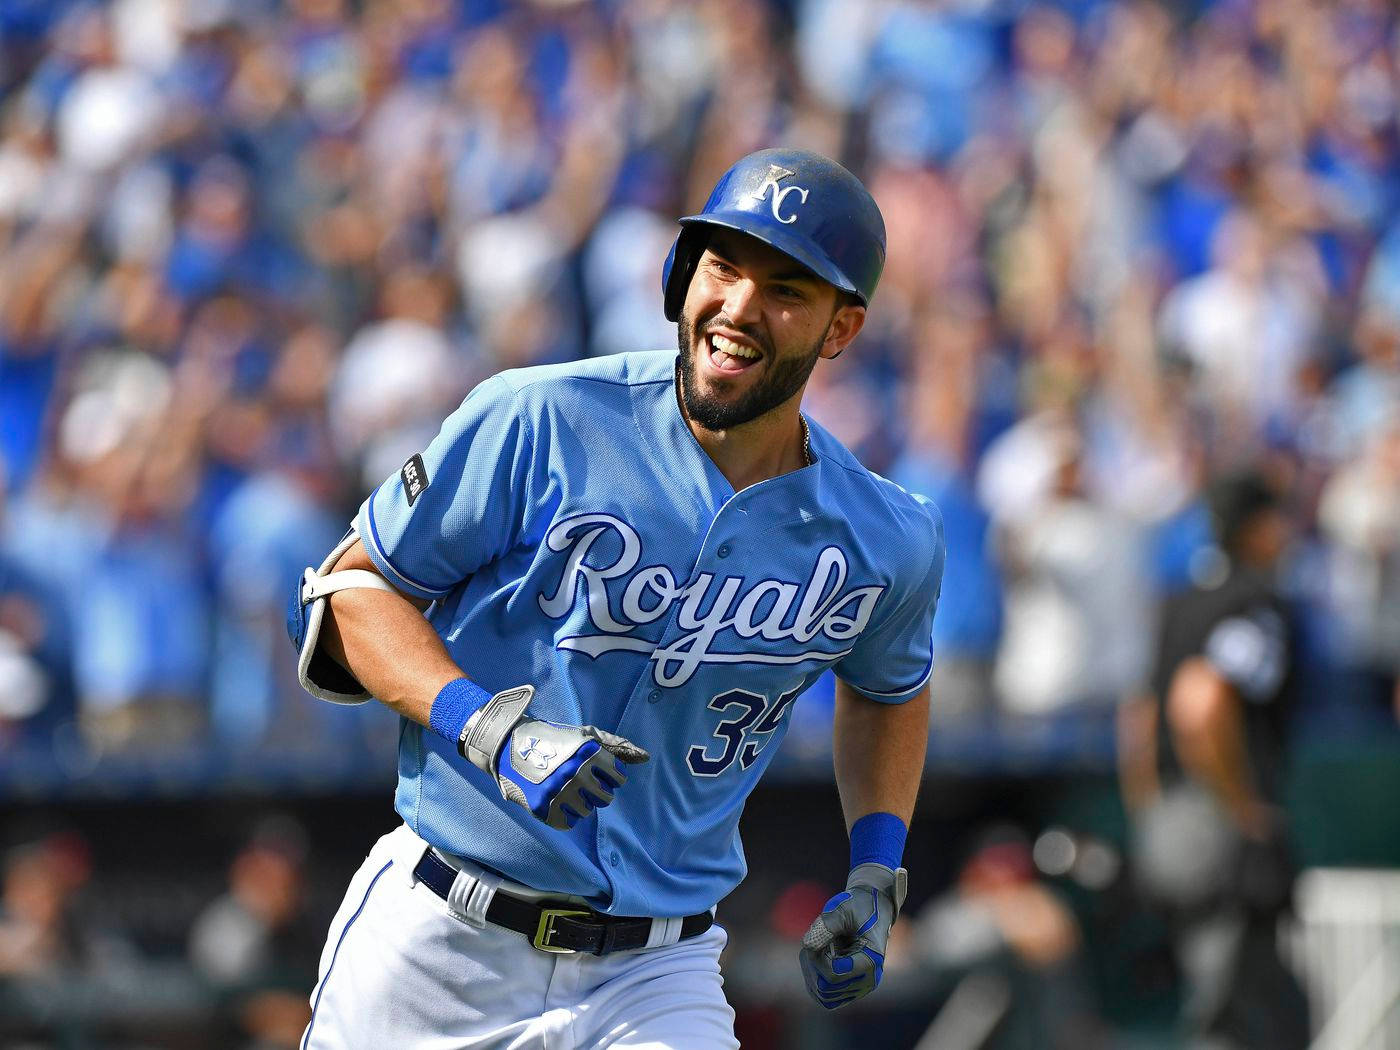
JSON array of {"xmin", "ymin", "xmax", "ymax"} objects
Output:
[{"xmin": 751, "ymin": 165, "xmax": 810, "ymax": 225}]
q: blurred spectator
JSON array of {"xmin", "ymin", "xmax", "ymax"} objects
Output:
[
  {"xmin": 897, "ymin": 826, "xmax": 1105, "ymax": 1050},
  {"xmin": 189, "ymin": 817, "xmax": 319, "ymax": 1050},
  {"xmin": 329, "ymin": 265, "xmax": 470, "ymax": 492},
  {"xmin": 889, "ymin": 298, "xmax": 1005, "ymax": 722},
  {"xmin": 208, "ymin": 471, "xmax": 345, "ymax": 750},
  {"xmin": 0, "ymin": 833, "xmax": 98, "ymax": 977},
  {"xmin": 0, "ymin": 831, "xmax": 140, "ymax": 1033},
  {"xmin": 0, "ymin": 224, "xmax": 77, "ymax": 495},
  {"xmin": 581, "ymin": 204, "xmax": 678, "ymax": 357},
  {"xmin": 0, "ymin": 472, "xmax": 74, "ymax": 745},
  {"xmin": 1318, "ymin": 419, "xmax": 1400, "ymax": 721},
  {"xmin": 208, "ymin": 319, "xmax": 352, "ymax": 750},
  {"xmin": 54, "ymin": 343, "xmax": 209, "ymax": 752},
  {"xmin": 1324, "ymin": 306, "xmax": 1400, "ymax": 459},
  {"xmin": 1120, "ymin": 471, "xmax": 1310, "ymax": 1049},
  {"xmin": 980, "ymin": 393, "xmax": 1152, "ymax": 717},
  {"xmin": 1157, "ymin": 210, "xmax": 1327, "ymax": 456}
]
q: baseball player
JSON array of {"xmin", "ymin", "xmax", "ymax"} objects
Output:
[{"xmin": 288, "ymin": 148, "xmax": 944, "ymax": 1048}]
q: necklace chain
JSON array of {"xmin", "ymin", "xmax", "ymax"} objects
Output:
[{"xmin": 800, "ymin": 415, "xmax": 813, "ymax": 467}]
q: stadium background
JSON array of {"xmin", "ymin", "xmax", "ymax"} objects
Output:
[{"xmin": 0, "ymin": 0, "xmax": 1398, "ymax": 1046}]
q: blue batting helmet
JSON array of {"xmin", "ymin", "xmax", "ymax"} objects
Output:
[{"xmin": 661, "ymin": 148, "xmax": 886, "ymax": 322}]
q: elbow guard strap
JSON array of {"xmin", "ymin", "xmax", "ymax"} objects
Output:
[{"xmin": 287, "ymin": 528, "xmax": 400, "ymax": 704}]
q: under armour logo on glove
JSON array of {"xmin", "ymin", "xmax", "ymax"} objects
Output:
[
  {"xmin": 799, "ymin": 863, "xmax": 907, "ymax": 1010},
  {"xmin": 517, "ymin": 736, "xmax": 557, "ymax": 771},
  {"xmin": 499, "ymin": 720, "xmax": 648, "ymax": 830}
]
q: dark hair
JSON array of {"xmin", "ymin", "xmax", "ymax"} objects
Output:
[{"xmin": 1206, "ymin": 471, "xmax": 1282, "ymax": 555}]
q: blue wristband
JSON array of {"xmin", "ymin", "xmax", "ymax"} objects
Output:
[
  {"xmin": 427, "ymin": 677, "xmax": 493, "ymax": 745},
  {"xmin": 849, "ymin": 812, "xmax": 907, "ymax": 871}
]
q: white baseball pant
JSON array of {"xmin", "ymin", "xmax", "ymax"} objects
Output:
[{"xmin": 300, "ymin": 825, "xmax": 739, "ymax": 1050}]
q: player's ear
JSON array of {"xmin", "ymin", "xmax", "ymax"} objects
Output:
[{"xmin": 820, "ymin": 297, "xmax": 866, "ymax": 361}]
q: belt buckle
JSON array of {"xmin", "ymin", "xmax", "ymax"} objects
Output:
[{"xmin": 533, "ymin": 907, "xmax": 590, "ymax": 954}]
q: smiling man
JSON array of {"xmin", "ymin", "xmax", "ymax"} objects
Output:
[
  {"xmin": 676, "ymin": 225, "xmax": 860, "ymax": 417},
  {"xmin": 287, "ymin": 148, "xmax": 944, "ymax": 1049},
  {"xmin": 672, "ymin": 225, "xmax": 864, "ymax": 487}
]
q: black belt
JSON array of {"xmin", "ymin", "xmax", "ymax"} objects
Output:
[{"xmin": 412, "ymin": 849, "xmax": 712, "ymax": 955}]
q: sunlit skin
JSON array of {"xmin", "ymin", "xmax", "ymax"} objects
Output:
[{"xmin": 676, "ymin": 228, "xmax": 866, "ymax": 491}]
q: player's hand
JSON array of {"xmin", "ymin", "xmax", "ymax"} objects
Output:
[
  {"xmin": 495, "ymin": 718, "xmax": 648, "ymax": 830},
  {"xmin": 799, "ymin": 863, "xmax": 907, "ymax": 1010},
  {"xmin": 457, "ymin": 685, "xmax": 648, "ymax": 831}
]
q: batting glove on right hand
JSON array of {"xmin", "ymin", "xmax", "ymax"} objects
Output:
[
  {"xmin": 457, "ymin": 686, "xmax": 648, "ymax": 831},
  {"xmin": 799, "ymin": 863, "xmax": 908, "ymax": 1010}
]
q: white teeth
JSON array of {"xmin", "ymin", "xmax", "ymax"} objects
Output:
[{"xmin": 711, "ymin": 334, "xmax": 759, "ymax": 360}]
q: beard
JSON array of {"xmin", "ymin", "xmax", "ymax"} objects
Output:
[{"xmin": 675, "ymin": 310, "xmax": 825, "ymax": 431}]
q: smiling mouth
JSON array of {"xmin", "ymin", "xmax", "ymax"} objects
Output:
[{"xmin": 706, "ymin": 331, "xmax": 763, "ymax": 374}]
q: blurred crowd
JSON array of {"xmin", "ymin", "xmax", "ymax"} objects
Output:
[
  {"xmin": 0, "ymin": 811, "xmax": 1123, "ymax": 1049},
  {"xmin": 0, "ymin": 0, "xmax": 1398, "ymax": 774},
  {"xmin": 0, "ymin": 816, "xmax": 326, "ymax": 1049}
]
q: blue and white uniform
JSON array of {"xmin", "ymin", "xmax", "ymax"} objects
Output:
[
  {"xmin": 301, "ymin": 348, "xmax": 943, "ymax": 1050},
  {"xmin": 358, "ymin": 349, "xmax": 943, "ymax": 917}
]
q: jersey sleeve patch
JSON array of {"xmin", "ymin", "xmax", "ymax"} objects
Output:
[{"xmin": 401, "ymin": 453, "xmax": 429, "ymax": 506}]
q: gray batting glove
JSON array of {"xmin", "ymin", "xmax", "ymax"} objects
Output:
[
  {"xmin": 457, "ymin": 686, "xmax": 649, "ymax": 831},
  {"xmin": 799, "ymin": 863, "xmax": 908, "ymax": 1010}
]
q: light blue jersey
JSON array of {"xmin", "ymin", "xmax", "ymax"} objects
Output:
[{"xmin": 356, "ymin": 350, "xmax": 944, "ymax": 917}]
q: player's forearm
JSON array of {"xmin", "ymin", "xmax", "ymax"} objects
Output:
[
  {"xmin": 832, "ymin": 681, "xmax": 929, "ymax": 828},
  {"xmin": 320, "ymin": 539, "xmax": 467, "ymax": 728},
  {"xmin": 799, "ymin": 681, "xmax": 925, "ymax": 1010}
]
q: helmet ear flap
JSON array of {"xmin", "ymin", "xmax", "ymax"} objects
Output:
[{"xmin": 662, "ymin": 225, "xmax": 709, "ymax": 322}]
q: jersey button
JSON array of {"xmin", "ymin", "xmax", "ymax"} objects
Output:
[
  {"xmin": 717, "ymin": 544, "xmax": 731, "ymax": 558},
  {"xmin": 647, "ymin": 689, "xmax": 661, "ymax": 703},
  {"xmin": 609, "ymin": 850, "xmax": 621, "ymax": 867}
]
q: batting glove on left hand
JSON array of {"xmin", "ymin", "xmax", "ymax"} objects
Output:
[
  {"xmin": 457, "ymin": 686, "xmax": 649, "ymax": 831},
  {"xmin": 799, "ymin": 863, "xmax": 908, "ymax": 1010}
]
